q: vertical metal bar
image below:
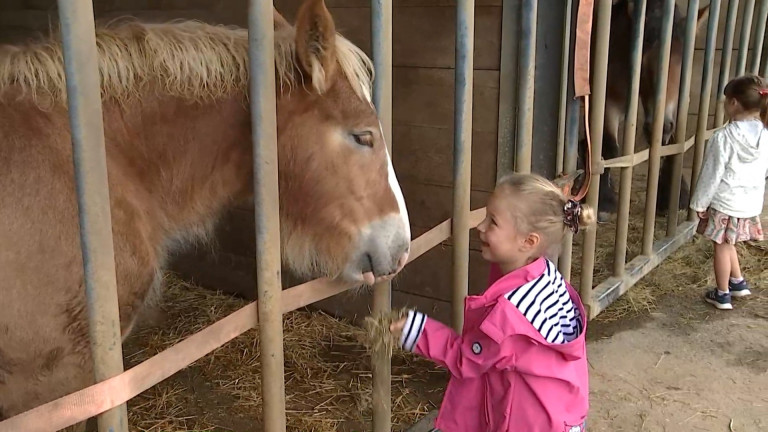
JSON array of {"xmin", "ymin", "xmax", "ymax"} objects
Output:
[
  {"xmin": 558, "ymin": 0, "xmax": 577, "ymax": 278},
  {"xmin": 689, "ymin": 0, "xmax": 723, "ymax": 221},
  {"xmin": 614, "ymin": 0, "xmax": 647, "ymax": 275},
  {"xmin": 452, "ymin": 0, "xmax": 475, "ymax": 332},
  {"xmin": 666, "ymin": 0, "xmax": 700, "ymax": 236},
  {"xmin": 736, "ymin": 0, "xmax": 756, "ymax": 76},
  {"xmin": 497, "ymin": 0, "xmax": 519, "ymax": 181},
  {"xmin": 749, "ymin": 0, "xmax": 768, "ymax": 73},
  {"xmin": 56, "ymin": 2, "xmax": 129, "ymax": 431},
  {"xmin": 580, "ymin": 0, "xmax": 612, "ymax": 316},
  {"xmin": 248, "ymin": 1, "xmax": 286, "ymax": 431},
  {"xmin": 556, "ymin": 0, "xmax": 575, "ymax": 175},
  {"xmin": 641, "ymin": 0, "xmax": 676, "ymax": 255},
  {"xmin": 714, "ymin": 0, "xmax": 740, "ymax": 127},
  {"xmin": 515, "ymin": 0, "xmax": 537, "ymax": 174},
  {"xmin": 371, "ymin": 0, "xmax": 392, "ymax": 430}
]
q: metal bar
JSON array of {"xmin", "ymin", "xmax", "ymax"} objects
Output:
[
  {"xmin": 749, "ymin": 0, "xmax": 768, "ymax": 73},
  {"xmin": 370, "ymin": 0, "xmax": 392, "ymax": 430},
  {"xmin": 452, "ymin": 0, "xmax": 475, "ymax": 332},
  {"xmin": 558, "ymin": 0, "xmax": 578, "ymax": 279},
  {"xmin": 736, "ymin": 0, "xmax": 756, "ymax": 76},
  {"xmin": 556, "ymin": 0, "xmax": 575, "ymax": 175},
  {"xmin": 515, "ymin": 0, "xmax": 537, "ymax": 174},
  {"xmin": 666, "ymin": 0, "xmax": 700, "ymax": 236},
  {"xmin": 714, "ymin": 0, "xmax": 740, "ymax": 127},
  {"xmin": 56, "ymin": 2, "xmax": 129, "ymax": 431},
  {"xmin": 248, "ymin": 1, "xmax": 286, "ymax": 431},
  {"xmin": 580, "ymin": 0, "xmax": 612, "ymax": 315},
  {"xmin": 641, "ymin": 0, "xmax": 676, "ymax": 256},
  {"xmin": 614, "ymin": 0, "xmax": 647, "ymax": 276},
  {"xmin": 590, "ymin": 222, "xmax": 696, "ymax": 318},
  {"xmin": 689, "ymin": 0, "xmax": 723, "ymax": 222},
  {"xmin": 496, "ymin": 0, "xmax": 519, "ymax": 181}
]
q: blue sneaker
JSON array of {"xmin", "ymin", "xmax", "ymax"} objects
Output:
[
  {"xmin": 705, "ymin": 289, "xmax": 732, "ymax": 310},
  {"xmin": 729, "ymin": 279, "xmax": 752, "ymax": 297}
]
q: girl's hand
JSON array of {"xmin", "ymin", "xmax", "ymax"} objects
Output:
[
  {"xmin": 697, "ymin": 210, "xmax": 709, "ymax": 219},
  {"xmin": 390, "ymin": 317, "xmax": 407, "ymax": 340}
]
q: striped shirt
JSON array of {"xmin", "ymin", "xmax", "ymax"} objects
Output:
[
  {"xmin": 400, "ymin": 259, "xmax": 582, "ymax": 351},
  {"xmin": 505, "ymin": 259, "xmax": 582, "ymax": 344}
]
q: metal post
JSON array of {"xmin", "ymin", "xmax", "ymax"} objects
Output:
[
  {"xmin": 248, "ymin": 1, "xmax": 286, "ymax": 431},
  {"xmin": 689, "ymin": 0, "xmax": 723, "ymax": 222},
  {"xmin": 371, "ymin": 0, "xmax": 392, "ymax": 430},
  {"xmin": 641, "ymin": 0, "xmax": 676, "ymax": 255},
  {"xmin": 714, "ymin": 0, "xmax": 740, "ymax": 127},
  {"xmin": 556, "ymin": 0, "xmax": 575, "ymax": 175},
  {"xmin": 452, "ymin": 0, "xmax": 475, "ymax": 332},
  {"xmin": 749, "ymin": 0, "xmax": 768, "ymax": 73},
  {"xmin": 580, "ymin": 0, "xmax": 612, "ymax": 316},
  {"xmin": 666, "ymin": 0, "xmax": 700, "ymax": 236},
  {"xmin": 497, "ymin": 0, "xmax": 519, "ymax": 181},
  {"xmin": 614, "ymin": 0, "xmax": 647, "ymax": 275},
  {"xmin": 736, "ymin": 0, "xmax": 756, "ymax": 76},
  {"xmin": 558, "ymin": 0, "xmax": 577, "ymax": 278},
  {"xmin": 515, "ymin": 0, "xmax": 537, "ymax": 174},
  {"xmin": 56, "ymin": 2, "xmax": 129, "ymax": 431}
]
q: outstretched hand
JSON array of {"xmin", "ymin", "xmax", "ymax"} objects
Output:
[
  {"xmin": 390, "ymin": 317, "xmax": 407, "ymax": 340},
  {"xmin": 697, "ymin": 211, "xmax": 708, "ymax": 219}
]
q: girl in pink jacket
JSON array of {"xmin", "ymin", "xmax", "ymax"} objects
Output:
[{"xmin": 392, "ymin": 172, "xmax": 595, "ymax": 432}]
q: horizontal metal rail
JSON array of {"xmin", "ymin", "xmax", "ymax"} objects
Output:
[{"xmin": 0, "ymin": 208, "xmax": 487, "ymax": 432}]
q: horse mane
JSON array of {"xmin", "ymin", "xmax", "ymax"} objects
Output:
[{"xmin": 0, "ymin": 18, "xmax": 373, "ymax": 105}]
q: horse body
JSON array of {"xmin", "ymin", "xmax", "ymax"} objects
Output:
[
  {"xmin": 588, "ymin": 0, "xmax": 709, "ymax": 221},
  {"xmin": 0, "ymin": 0, "xmax": 409, "ymax": 422}
]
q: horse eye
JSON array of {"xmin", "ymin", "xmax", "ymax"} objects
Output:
[{"xmin": 352, "ymin": 132, "xmax": 374, "ymax": 148}]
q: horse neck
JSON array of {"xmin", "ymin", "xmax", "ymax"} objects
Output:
[{"xmin": 104, "ymin": 93, "xmax": 253, "ymax": 243}]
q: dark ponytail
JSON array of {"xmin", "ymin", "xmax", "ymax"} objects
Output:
[{"xmin": 723, "ymin": 74, "xmax": 768, "ymax": 128}]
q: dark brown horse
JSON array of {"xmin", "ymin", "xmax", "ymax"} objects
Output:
[
  {"xmin": 586, "ymin": 0, "xmax": 709, "ymax": 222},
  {"xmin": 0, "ymin": 0, "xmax": 409, "ymax": 425}
]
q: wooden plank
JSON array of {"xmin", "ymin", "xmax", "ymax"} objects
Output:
[
  {"xmin": 393, "ymin": 68, "xmax": 500, "ymax": 132},
  {"xmin": 400, "ymin": 181, "xmax": 492, "ymax": 230},
  {"xmin": 393, "ymin": 125, "xmax": 497, "ymax": 192}
]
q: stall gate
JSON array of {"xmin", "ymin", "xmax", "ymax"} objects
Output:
[{"xmin": 0, "ymin": 0, "xmax": 766, "ymax": 431}]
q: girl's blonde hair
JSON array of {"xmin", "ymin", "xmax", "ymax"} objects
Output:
[
  {"xmin": 495, "ymin": 172, "xmax": 596, "ymax": 257},
  {"xmin": 723, "ymin": 74, "xmax": 768, "ymax": 128}
]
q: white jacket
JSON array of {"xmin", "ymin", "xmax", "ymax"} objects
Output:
[{"xmin": 690, "ymin": 119, "xmax": 768, "ymax": 218}]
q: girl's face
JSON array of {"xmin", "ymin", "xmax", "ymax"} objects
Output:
[{"xmin": 476, "ymin": 192, "xmax": 539, "ymax": 272}]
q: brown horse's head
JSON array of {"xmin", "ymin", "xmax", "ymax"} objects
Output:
[
  {"xmin": 630, "ymin": 0, "xmax": 709, "ymax": 145},
  {"xmin": 272, "ymin": 0, "xmax": 410, "ymax": 285}
]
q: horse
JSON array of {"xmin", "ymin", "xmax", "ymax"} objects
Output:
[
  {"xmin": 0, "ymin": 0, "xmax": 410, "ymax": 425},
  {"xmin": 582, "ymin": 0, "xmax": 710, "ymax": 222}
]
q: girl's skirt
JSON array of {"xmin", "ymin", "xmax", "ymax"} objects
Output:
[{"xmin": 697, "ymin": 207, "xmax": 764, "ymax": 244}]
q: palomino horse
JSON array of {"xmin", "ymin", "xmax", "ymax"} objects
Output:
[
  {"xmin": 0, "ymin": 0, "xmax": 410, "ymax": 424},
  {"xmin": 585, "ymin": 0, "xmax": 709, "ymax": 222}
]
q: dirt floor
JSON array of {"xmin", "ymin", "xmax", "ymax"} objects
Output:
[{"xmin": 121, "ymin": 174, "xmax": 768, "ymax": 432}]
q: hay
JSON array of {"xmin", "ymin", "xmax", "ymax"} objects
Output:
[
  {"xmin": 363, "ymin": 308, "xmax": 411, "ymax": 359},
  {"xmin": 123, "ymin": 278, "xmax": 443, "ymax": 432}
]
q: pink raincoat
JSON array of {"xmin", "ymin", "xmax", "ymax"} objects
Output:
[{"xmin": 402, "ymin": 257, "xmax": 589, "ymax": 432}]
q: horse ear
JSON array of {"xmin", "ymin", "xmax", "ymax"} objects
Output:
[
  {"xmin": 696, "ymin": 4, "xmax": 711, "ymax": 33},
  {"xmin": 294, "ymin": 0, "xmax": 338, "ymax": 94},
  {"xmin": 273, "ymin": 8, "xmax": 290, "ymax": 31}
]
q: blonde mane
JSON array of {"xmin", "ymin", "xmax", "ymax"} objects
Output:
[{"xmin": 0, "ymin": 18, "xmax": 373, "ymax": 104}]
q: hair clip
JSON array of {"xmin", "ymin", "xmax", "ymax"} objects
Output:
[
  {"xmin": 758, "ymin": 88, "xmax": 768, "ymax": 96},
  {"xmin": 563, "ymin": 199, "xmax": 582, "ymax": 234}
]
